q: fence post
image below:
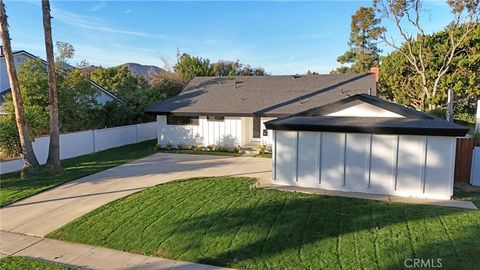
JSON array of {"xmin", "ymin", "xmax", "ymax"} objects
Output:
[
  {"xmin": 92, "ymin": 129, "xmax": 96, "ymax": 153},
  {"xmin": 136, "ymin": 124, "xmax": 139, "ymax": 143}
]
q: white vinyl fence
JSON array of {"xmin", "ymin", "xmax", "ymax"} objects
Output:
[
  {"xmin": 0, "ymin": 122, "xmax": 156, "ymax": 174},
  {"xmin": 471, "ymin": 147, "xmax": 480, "ymax": 186}
]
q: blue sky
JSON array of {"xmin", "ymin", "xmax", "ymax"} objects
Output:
[{"xmin": 5, "ymin": 0, "xmax": 453, "ymax": 74}]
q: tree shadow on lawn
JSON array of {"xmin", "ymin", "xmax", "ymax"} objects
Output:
[{"xmin": 157, "ymin": 190, "xmax": 475, "ymax": 269}]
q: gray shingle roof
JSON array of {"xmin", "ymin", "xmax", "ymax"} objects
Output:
[{"xmin": 145, "ymin": 73, "xmax": 377, "ymax": 117}]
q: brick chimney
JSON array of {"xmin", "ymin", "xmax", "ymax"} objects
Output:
[{"xmin": 370, "ymin": 67, "xmax": 380, "ymax": 83}]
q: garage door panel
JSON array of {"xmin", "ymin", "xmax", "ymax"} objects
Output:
[
  {"xmin": 395, "ymin": 135, "xmax": 424, "ymax": 195},
  {"xmin": 344, "ymin": 133, "xmax": 369, "ymax": 192},
  {"xmin": 275, "ymin": 131, "xmax": 297, "ymax": 185},
  {"xmin": 369, "ymin": 135, "xmax": 396, "ymax": 195},
  {"xmin": 424, "ymin": 137, "xmax": 455, "ymax": 198},
  {"xmin": 297, "ymin": 132, "xmax": 320, "ymax": 188},
  {"xmin": 320, "ymin": 132, "xmax": 344, "ymax": 190}
]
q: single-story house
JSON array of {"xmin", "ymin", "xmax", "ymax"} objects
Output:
[
  {"xmin": 146, "ymin": 73, "xmax": 377, "ymax": 147},
  {"xmin": 264, "ymin": 94, "xmax": 468, "ymax": 200}
]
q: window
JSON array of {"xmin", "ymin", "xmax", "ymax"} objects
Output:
[
  {"xmin": 207, "ymin": 116, "xmax": 225, "ymax": 122},
  {"xmin": 166, "ymin": 115, "xmax": 199, "ymax": 125}
]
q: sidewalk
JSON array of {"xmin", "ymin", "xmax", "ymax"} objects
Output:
[{"xmin": 0, "ymin": 231, "xmax": 231, "ymax": 270}]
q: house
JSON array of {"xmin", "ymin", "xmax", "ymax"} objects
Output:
[
  {"xmin": 146, "ymin": 73, "xmax": 377, "ymax": 147},
  {"xmin": 264, "ymin": 94, "xmax": 468, "ymax": 200},
  {"xmin": 0, "ymin": 49, "xmax": 121, "ymax": 109}
]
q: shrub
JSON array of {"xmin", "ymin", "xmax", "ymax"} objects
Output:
[
  {"xmin": 197, "ymin": 145, "xmax": 205, "ymax": 151},
  {"xmin": 165, "ymin": 142, "xmax": 174, "ymax": 150},
  {"xmin": 257, "ymin": 144, "xmax": 267, "ymax": 154},
  {"xmin": 0, "ymin": 106, "xmax": 49, "ymax": 159},
  {"xmin": 187, "ymin": 144, "xmax": 195, "ymax": 150},
  {"xmin": 155, "ymin": 144, "xmax": 162, "ymax": 151},
  {"xmin": 217, "ymin": 144, "xmax": 229, "ymax": 152},
  {"xmin": 177, "ymin": 144, "xmax": 185, "ymax": 150},
  {"xmin": 232, "ymin": 145, "xmax": 240, "ymax": 154},
  {"xmin": 207, "ymin": 144, "xmax": 215, "ymax": 151},
  {"xmin": 0, "ymin": 116, "xmax": 22, "ymax": 159}
]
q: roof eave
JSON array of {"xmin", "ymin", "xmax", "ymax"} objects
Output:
[{"xmin": 263, "ymin": 123, "xmax": 468, "ymax": 137}]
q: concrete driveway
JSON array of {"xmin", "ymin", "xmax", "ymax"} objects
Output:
[{"xmin": 0, "ymin": 153, "xmax": 271, "ymax": 236}]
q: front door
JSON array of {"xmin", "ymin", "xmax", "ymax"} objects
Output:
[{"xmin": 253, "ymin": 117, "xmax": 261, "ymax": 139}]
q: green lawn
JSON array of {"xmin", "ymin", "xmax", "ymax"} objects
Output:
[
  {"xmin": 0, "ymin": 140, "xmax": 157, "ymax": 207},
  {"xmin": 49, "ymin": 177, "xmax": 480, "ymax": 270},
  {"xmin": 159, "ymin": 149, "xmax": 240, "ymax": 157},
  {"xmin": 0, "ymin": 256, "xmax": 74, "ymax": 270},
  {"xmin": 255, "ymin": 153, "xmax": 272, "ymax": 158}
]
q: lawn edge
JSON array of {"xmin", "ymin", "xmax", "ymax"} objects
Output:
[{"xmin": 0, "ymin": 140, "xmax": 157, "ymax": 208}]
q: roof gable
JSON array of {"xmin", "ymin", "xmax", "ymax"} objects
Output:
[
  {"xmin": 264, "ymin": 94, "xmax": 468, "ymax": 137},
  {"xmin": 296, "ymin": 94, "xmax": 432, "ymax": 119},
  {"xmin": 326, "ymin": 102, "xmax": 404, "ymax": 118}
]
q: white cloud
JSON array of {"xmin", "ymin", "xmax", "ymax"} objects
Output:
[
  {"xmin": 89, "ymin": 1, "xmax": 106, "ymax": 12},
  {"xmin": 52, "ymin": 6, "xmax": 198, "ymax": 43}
]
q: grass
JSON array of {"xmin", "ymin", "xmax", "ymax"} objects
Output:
[
  {"xmin": 0, "ymin": 140, "xmax": 157, "ymax": 207},
  {"xmin": 50, "ymin": 177, "xmax": 480, "ymax": 270},
  {"xmin": 453, "ymin": 182, "xmax": 480, "ymax": 207},
  {"xmin": 159, "ymin": 149, "xmax": 240, "ymax": 157},
  {"xmin": 255, "ymin": 153, "xmax": 272, "ymax": 158},
  {"xmin": 0, "ymin": 256, "xmax": 74, "ymax": 269}
]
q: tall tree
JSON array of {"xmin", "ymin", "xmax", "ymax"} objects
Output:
[
  {"xmin": 380, "ymin": 23, "xmax": 480, "ymax": 111},
  {"xmin": 42, "ymin": 0, "xmax": 61, "ymax": 171},
  {"xmin": 333, "ymin": 7, "xmax": 384, "ymax": 73},
  {"xmin": 0, "ymin": 0, "xmax": 40, "ymax": 169},
  {"xmin": 174, "ymin": 53, "xmax": 213, "ymax": 81},
  {"xmin": 374, "ymin": 0, "xmax": 479, "ymax": 109}
]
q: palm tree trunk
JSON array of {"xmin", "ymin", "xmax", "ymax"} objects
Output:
[
  {"xmin": 0, "ymin": 0, "xmax": 40, "ymax": 169},
  {"xmin": 41, "ymin": 0, "xmax": 61, "ymax": 172}
]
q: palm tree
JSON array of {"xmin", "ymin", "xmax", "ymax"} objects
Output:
[
  {"xmin": 0, "ymin": 0, "xmax": 40, "ymax": 170},
  {"xmin": 41, "ymin": 0, "xmax": 61, "ymax": 172}
]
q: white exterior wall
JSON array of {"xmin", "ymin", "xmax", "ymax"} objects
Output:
[
  {"xmin": 261, "ymin": 117, "xmax": 275, "ymax": 146},
  {"xmin": 273, "ymin": 131, "xmax": 457, "ymax": 200},
  {"xmin": 157, "ymin": 115, "xmax": 242, "ymax": 146},
  {"xmin": 0, "ymin": 122, "xmax": 157, "ymax": 174},
  {"xmin": 326, "ymin": 102, "xmax": 404, "ymax": 118},
  {"xmin": 156, "ymin": 115, "xmax": 275, "ymax": 147}
]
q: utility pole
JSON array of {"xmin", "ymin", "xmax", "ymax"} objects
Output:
[
  {"xmin": 476, "ymin": 98, "xmax": 480, "ymax": 133},
  {"xmin": 446, "ymin": 89, "xmax": 454, "ymax": 122}
]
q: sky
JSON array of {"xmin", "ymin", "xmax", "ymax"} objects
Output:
[{"xmin": 4, "ymin": 0, "xmax": 455, "ymax": 75}]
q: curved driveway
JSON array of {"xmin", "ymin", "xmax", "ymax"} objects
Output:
[{"xmin": 0, "ymin": 153, "xmax": 271, "ymax": 236}]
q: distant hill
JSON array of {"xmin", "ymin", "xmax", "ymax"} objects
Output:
[
  {"xmin": 79, "ymin": 63, "xmax": 165, "ymax": 83},
  {"xmin": 120, "ymin": 63, "xmax": 164, "ymax": 82}
]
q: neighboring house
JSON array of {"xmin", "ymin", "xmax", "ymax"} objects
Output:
[
  {"xmin": 146, "ymin": 73, "xmax": 377, "ymax": 147},
  {"xmin": 265, "ymin": 94, "xmax": 468, "ymax": 200},
  {"xmin": 0, "ymin": 49, "xmax": 121, "ymax": 111}
]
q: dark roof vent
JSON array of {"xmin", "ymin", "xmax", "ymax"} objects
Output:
[
  {"xmin": 234, "ymin": 79, "xmax": 244, "ymax": 88},
  {"xmin": 299, "ymin": 98, "xmax": 309, "ymax": 104}
]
